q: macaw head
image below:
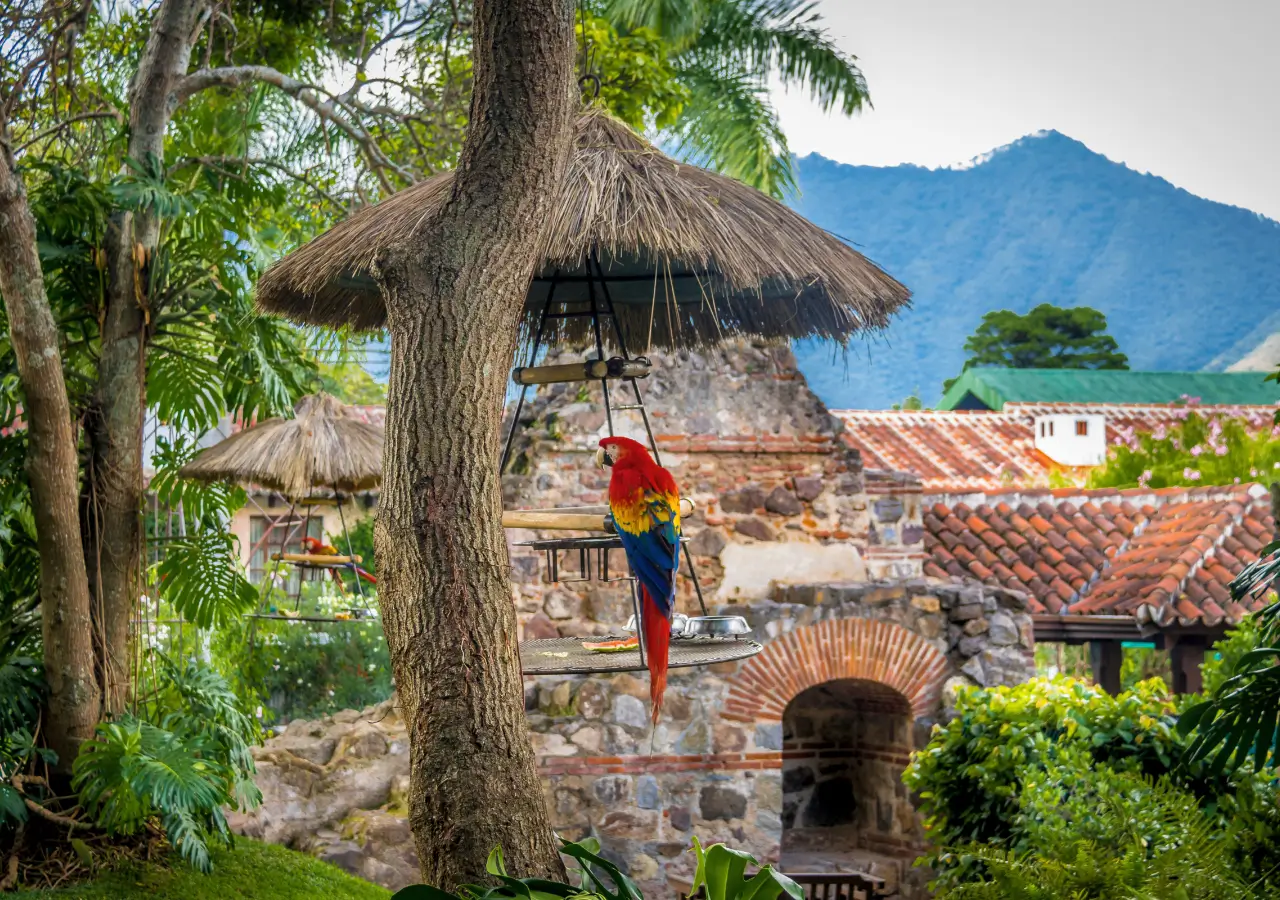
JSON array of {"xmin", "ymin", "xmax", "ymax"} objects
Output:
[{"xmin": 596, "ymin": 436, "xmax": 652, "ymax": 469}]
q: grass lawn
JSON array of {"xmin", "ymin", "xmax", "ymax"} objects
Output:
[{"xmin": 11, "ymin": 839, "xmax": 392, "ymax": 900}]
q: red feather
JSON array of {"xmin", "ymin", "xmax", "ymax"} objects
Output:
[{"xmin": 641, "ymin": 587, "xmax": 669, "ymax": 725}]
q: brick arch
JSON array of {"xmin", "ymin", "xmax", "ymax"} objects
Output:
[{"xmin": 723, "ymin": 618, "xmax": 950, "ymax": 722}]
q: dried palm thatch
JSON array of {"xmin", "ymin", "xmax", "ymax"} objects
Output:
[
  {"xmin": 255, "ymin": 106, "xmax": 910, "ymax": 350},
  {"xmin": 178, "ymin": 394, "xmax": 383, "ymax": 498}
]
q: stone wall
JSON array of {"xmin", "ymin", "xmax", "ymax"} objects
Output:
[
  {"xmin": 236, "ymin": 580, "xmax": 1034, "ymax": 897},
  {"xmin": 504, "ymin": 343, "xmax": 926, "ymax": 642}
]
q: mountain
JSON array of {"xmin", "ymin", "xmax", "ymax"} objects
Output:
[{"xmin": 790, "ymin": 132, "xmax": 1280, "ymax": 409}]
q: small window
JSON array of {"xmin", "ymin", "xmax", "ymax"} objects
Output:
[
  {"xmin": 1075, "ymin": 420, "xmax": 1088, "ymax": 436},
  {"xmin": 1048, "ymin": 421, "xmax": 1055, "ymax": 437}
]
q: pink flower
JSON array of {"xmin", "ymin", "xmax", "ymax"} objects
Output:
[
  {"xmin": 1183, "ymin": 467, "xmax": 1202, "ymax": 481},
  {"xmin": 1138, "ymin": 470, "xmax": 1153, "ymax": 487},
  {"xmin": 1153, "ymin": 425, "xmax": 1167, "ymax": 440},
  {"xmin": 1189, "ymin": 444, "xmax": 1203, "ymax": 457},
  {"xmin": 1214, "ymin": 445, "xmax": 1228, "ymax": 456}
]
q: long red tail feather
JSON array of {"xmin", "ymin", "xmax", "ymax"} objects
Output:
[{"xmin": 640, "ymin": 587, "xmax": 670, "ymax": 725}]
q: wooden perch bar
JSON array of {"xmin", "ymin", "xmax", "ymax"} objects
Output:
[
  {"xmin": 502, "ymin": 499, "xmax": 694, "ymax": 532},
  {"xmin": 271, "ymin": 552, "xmax": 363, "ymax": 564},
  {"xmin": 511, "ymin": 357, "xmax": 651, "ymax": 386}
]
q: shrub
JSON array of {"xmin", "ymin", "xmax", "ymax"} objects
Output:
[
  {"xmin": 940, "ymin": 753, "xmax": 1255, "ymax": 899},
  {"xmin": 73, "ymin": 654, "xmax": 262, "ymax": 872}
]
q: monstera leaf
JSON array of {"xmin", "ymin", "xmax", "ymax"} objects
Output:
[{"xmin": 689, "ymin": 837, "xmax": 803, "ymax": 900}]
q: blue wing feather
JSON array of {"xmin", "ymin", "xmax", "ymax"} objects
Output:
[{"xmin": 613, "ymin": 493, "xmax": 679, "ymax": 619}]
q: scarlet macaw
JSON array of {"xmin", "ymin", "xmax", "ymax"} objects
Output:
[
  {"xmin": 301, "ymin": 535, "xmax": 378, "ymax": 586},
  {"xmin": 599, "ymin": 436, "xmax": 680, "ymax": 724}
]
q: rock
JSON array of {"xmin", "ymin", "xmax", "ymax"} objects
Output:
[
  {"xmin": 765, "ymin": 487, "xmax": 804, "ymax": 517},
  {"xmin": 873, "ymin": 498, "xmax": 904, "ymax": 522},
  {"xmin": 957, "ymin": 636, "xmax": 986, "ymax": 657},
  {"xmin": 756, "ymin": 773, "xmax": 782, "ymax": 811},
  {"xmin": 597, "ymin": 809, "xmax": 659, "ymax": 840},
  {"xmin": 662, "ymin": 692, "xmax": 693, "ymax": 722},
  {"xmin": 782, "ymin": 766, "xmax": 815, "ymax": 793},
  {"xmin": 720, "ymin": 485, "xmax": 768, "ymax": 513},
  {"xmin": 961, "ymin": 655, "xmax": 987, "ymax": 685},
  {"xmin": 734, "ymin": 517, "xmax": 777, "ymax": 541},
  {"xmin": 713, "ymin": 722, "xmax": 747, "ymax": 753},
  {"xmin": 570, "ymin": 726, "xmax": 603, "ymax": 752},
  {"xmin": 669, "ymin": 806, "xmax": 692, "ymax": 832},
  {"xmin": 613, "ymin": 695, "xmax": 649, "ymax": 731},
  {"xmin": 675, "ymin": 719, "xmax": 711, "ymax": 754},
  {"xmin": 346, "ymin": 727, "xmax": 388, "ymax": 759},
  {"xmin": 911, "ymin": 594, "xmax": 941, "ymax": 613},
  {"xmin": 509, "ymin": 555, "xmax": 540, "ymax": 583},
  {"xmin": 950, "ymin": 603, "xmax": 984, "ymax": 622},
  {"xmin": 756, "ymin": 809, "xmax": 782, "ymax": 832},
  {"xmin": 688, "ymin": 527, "xmax": 728, "ymax": 558},
  {"xmin": 539, "ymin": 680, "xmax": 574, "ymax": 714},
  {"xmin": 576, "ymin": 681, "xmax": 609, "ymax": 719},
  {"xmin": 523, "ymin": 613, "xmax": 560, "ymax": 640},
  {"xmin": 318, "ymin": 840, "xmax": 367, "ymax": 874},
  {"xmin": 902, "ymin": 524, "xmax": 925, "ymax": 544},
  {"xmin": 594, "ymin": 775, "xmax": 633, "ymax": 804},
  {"xmin": 699, "ymin": 785, "xmax": 748, "ymax": 821},
  {"xmin": 636, "ymin": 775, "xmax": 660, "ymax": 810},
  {"xmin": 793, "ymin": 477, "xmax": 824, "ymax": 502},
  {"xmin": 755, "ymin": 722, "xmax": 783, "ymax": 750},
  {"xmin": 962, "ymin": 617, "xmax": 989, "ymax": 636},
  {"xmin": 989, "ymin": 612, "xmax": 1019, "ymax": 646},
  {"xmin": 611, "ymin": 673, "xmax": 650, "ymax": 699},
  {"xmin": 544, "ymin": 590, "xmax": 582, "ymax": 620}
]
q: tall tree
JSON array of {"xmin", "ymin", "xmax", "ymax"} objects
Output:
[
  {"xmin": 0, "ymin": 0, "xmax": 102, "ymax": 767},
  {"xmin": 945, "ymin": 303, "xmax": 1129, "ymax": 392},
  {"xmin": 372, "ymin": 0, "xmax": 576, "ymax": 885}
]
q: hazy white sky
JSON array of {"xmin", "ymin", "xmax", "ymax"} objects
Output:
[{"xmin": 773, "ymin": 0, "xmax": 1280, "ymax": 220}]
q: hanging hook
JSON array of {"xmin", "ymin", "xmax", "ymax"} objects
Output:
[{"xmin": 578, "ymin": 73, "xmax": 601, "ymax": 101}]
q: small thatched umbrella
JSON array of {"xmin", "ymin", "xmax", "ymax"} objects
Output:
[
  {"xmin": 179, "ymin": 393, "xmax": 383, "ymax": 499},
  {"xmin": 255, "ymin": 106, "xmax": 910, "ymax": 347}
]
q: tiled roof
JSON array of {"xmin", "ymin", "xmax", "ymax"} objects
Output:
[
  {"xmin": 923, "ymin": 483, "xmax": 1276, "ymax": 627},
  {"xmin": 834, "ymin": 404, "xmax": 1277, "ymax": 492}
]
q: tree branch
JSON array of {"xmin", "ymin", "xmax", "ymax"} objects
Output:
[{"xmin": 175, "ymin": 65, "xmax": 415, "ymax": 192}]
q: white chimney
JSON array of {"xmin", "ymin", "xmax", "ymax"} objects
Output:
[{"xmin": 1033, "ymin": 413, "xmax": 1107, "ymax": 467}]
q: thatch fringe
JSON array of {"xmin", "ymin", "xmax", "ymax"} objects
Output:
[
  {"xmin": 178, "ymin": 394, "xmax": 383, "ymax": 498},
  {"xmin": 255, "ymin": 106, "xmax": 910, "ymax": 349}
]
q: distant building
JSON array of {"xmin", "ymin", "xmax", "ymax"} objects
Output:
[{"xmin": 938, "ymin": 367, "xmax": 1278, "ymax": 411}]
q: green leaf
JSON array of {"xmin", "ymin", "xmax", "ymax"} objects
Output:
[{"xmin": 153, "ymin": 531, "xmax": 258, "ymax": 629}]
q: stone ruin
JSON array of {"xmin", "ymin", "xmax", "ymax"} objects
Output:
[{"xmin": 232, "ymin": 344, "xmax": 1036, "ymax": 898}]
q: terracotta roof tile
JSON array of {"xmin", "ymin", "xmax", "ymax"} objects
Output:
[
  {"xmin": 923, "ymin": 482, "xmax": 1276, "ymax": 627},
  {"xmin": 835, "ymin": 404, "xmax": 1277, "ymax": 492}
]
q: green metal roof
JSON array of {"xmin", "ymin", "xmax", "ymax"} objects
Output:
[{"xmin": 937, "ymin": 368, "xmax": 1280, "ymax": 411}]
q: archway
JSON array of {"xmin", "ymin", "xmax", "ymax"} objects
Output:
[{"xmin": 779, "ymin": 678, "xmax": 921, "ymax": 873}]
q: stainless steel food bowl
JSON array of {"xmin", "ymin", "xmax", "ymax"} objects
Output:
[
  {"xmin": 623, "ymin": 612, "xmax": 690, "ymax": 636},
  {"xmin": 681, "ymin": 615, "xmax": 751, "ymax": 637}
]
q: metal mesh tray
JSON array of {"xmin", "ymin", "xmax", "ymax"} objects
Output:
[{"xmin": 520, "ymin": 634, "xmax": 762, "ymax": 675}]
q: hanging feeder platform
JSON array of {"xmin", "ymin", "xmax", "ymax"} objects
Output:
[{"xmin": 521, "ymin": 634, "xmax": 762, "ymax": 676}]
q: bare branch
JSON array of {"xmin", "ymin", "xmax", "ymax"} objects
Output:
[{"xmin": 13, "ymin": 108, "xmax": 122, "ymax": 154}]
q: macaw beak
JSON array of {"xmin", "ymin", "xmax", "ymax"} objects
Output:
[{"xmin": 595, "ymin": 447, "xmax": 612, "ymax": 468}]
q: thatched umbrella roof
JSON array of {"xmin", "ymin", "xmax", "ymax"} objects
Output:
[
  {"xmin": 178, "ymin": 394, "xmax": 383, "ymax": 498},
  {"xmin": 255, "ymin": 106, "xmax": 910, "ymax": 349}
]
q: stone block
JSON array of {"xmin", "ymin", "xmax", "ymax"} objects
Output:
[
  {"xmin": 901, "ymin": 524, "xmax": 925, "ymax": 545},
  {"xmin": 636, "ymin": 775, "xmax": 660, "ymax": 810},
  {"xmin": 544, "ymin": 590, "xmax": 582, "ymax": 620},
  {"xmin": 570, "ymin": 726, "xmax": 603, "ymax": 752},
  {"xmin": 911, "ymin": 593, "xmax": 941, "ymax": 613},
  {"xmin": 989, "ymin": 612, "xmax": 1019, "ymax": 646},
  {"xmin": 523, "ymin": 613, "xmax": 560, "ymax": 641},
  {"xmin": 950, "ymin": 603, "xmax": 984, "ymax": 622},
  {"xmin": 713, "ymin": 722, "xmax": 748, "ymax": 753},
  {"xmin": 613, "ymin": 695, "xmax": 649, "ymax": 731},
  {"xmin": 612, "ymin": 673, "xmax": 650, "ymax": 699},
  {"xmin": 539, "ymin": 680, "xmax": 574, "ymax": 714},
  {"xmin": 688, "ymin": 527, "xmax": 728, "ymax": 558},
  {"xmin": 873, "ymin": 497, "xmax": 904, "ymax": 522},
  {"xmin": 755, "ymin": 722, "xmax": 783, "ymax": 750},
  {"xmin": 957, "ymin": 636, "xmax": 986, "ymax": 657},
  {"xmin": 675, "ymin": 719, "xmax": 711, "ymax": 754},
  {"xmin": 961, "ymin": 655, "xmax": 987, "ymax": 686},
  {"xmin": 668, "ymin": 806, "xmax": 692, "ymax": 832},
  {"xmin": 720, "ymin": 486, "xmax": 768, "ymax": 513},
  {"xmin": 700, "ymin": 785, "xmax": 748, "ymax": 821},
  {"xmin": 594, "ymin": 775, "xmax": 633, "ymax": 804},
  {"xmin": 962, "ymin": 617, "xmax": 989, "ymax": 636},
  {"xmin": 782, "ymin": 765, "xmax": 815, "ymax": 793},
  {"xmin": 734, "ymin": 517, "xmax": 777, "ymax": 541},
  {"xmin": 793, "ymin": 477, "xmax": 824, "ymax": 501},
  {"xmin": 765, "ymin": 487, "xmax": 805, "ymax": 516},
  {"xmin": 597, "ymin": 809, "xmax": 658, "ymax": 840},
  {"xmin": 576, "ymin": 681, "xmax": 609, "ymax": 719}
]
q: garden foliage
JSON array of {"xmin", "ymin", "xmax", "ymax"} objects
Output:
[
  {"xmin": 905, "ymin": 677, "xmax": 1280, "ymax": 895},
  {"xmin": 72, "ymin": 654, "xmax": 262, "ymax": 873}
]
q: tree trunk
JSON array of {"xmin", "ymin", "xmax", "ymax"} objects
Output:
[
  {"xmin": 373, "ymin": 0, "xmax": 575, "ymax": 887},
  {"xmin": 0, "ymin": 153, "xmax": 101, "ymax": 769},
  {"xmin": 91, "ymin": 0, "xmax": 208, "ymax": 713}
]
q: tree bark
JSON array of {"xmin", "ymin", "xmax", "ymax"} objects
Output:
[
  {"xmin": 373, "ymin": 0, "xmax": 575, "ymax": 887},
  {"xmin": 90, "ymin": 0, "xmax": 209, "ymax": 713},
  {"xmin": 0, "ymin": 153, "xmax": 101, "ymax": 769}
]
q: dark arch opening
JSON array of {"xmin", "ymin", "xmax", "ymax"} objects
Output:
[{"xmin": 779, "ymin": 678, "xmax": 923, "ymax": 884}]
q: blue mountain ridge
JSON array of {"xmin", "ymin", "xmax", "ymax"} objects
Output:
[{"xmin": 790, "ymin": 131, "xmax": 1280, "ymax": 409}]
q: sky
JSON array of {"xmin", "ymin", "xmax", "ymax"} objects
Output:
[{"xmin": 772, "ymin": 0, "xmax": 1280, "ymax": 221}]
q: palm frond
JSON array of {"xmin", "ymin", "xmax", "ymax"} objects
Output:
[
  {"xmin": 669, "ymin": 63, "xmax": 795, "ymax": 198},
  {"xmin": 695, "ymin": 0, "xmax": 868, "ymax": 115},
  {"xmin": 153, "ymin": 531, "xmax": 258, "ymax": 629}
]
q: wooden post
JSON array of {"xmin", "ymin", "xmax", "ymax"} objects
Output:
[
  {"xmin": 1089, "ymin": 640, "xmax": 1123, "ymax": 694},
  {"xmin": 1171, "ymin": 636, "xmax": 1207, "ymax": 695}
]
